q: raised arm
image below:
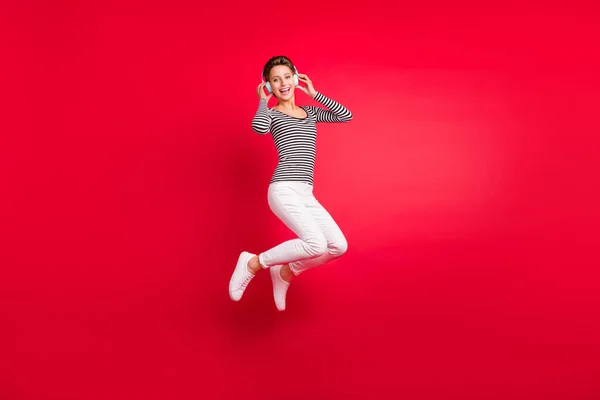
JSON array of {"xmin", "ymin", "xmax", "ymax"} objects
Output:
[
  {"xmin": 309, "ymin": 91, "xmax": 353, "ymax": 123},
  {"xmin": 251, "ymin": 98, "xmax": 271, "ymax": 134}
]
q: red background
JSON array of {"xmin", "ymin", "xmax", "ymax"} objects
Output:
[{"xmin": 1, "ymin": 1, "xmax": 599, "ymax": 399}]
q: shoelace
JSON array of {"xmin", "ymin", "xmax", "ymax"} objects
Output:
[{"xmin": 239, "ymin": 273, "xmax": 253, "ymax": 290}]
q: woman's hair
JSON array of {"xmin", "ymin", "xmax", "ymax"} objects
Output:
[{"xmin": 262, "ymin": 55, "xmax": 295, "ymax": 81}]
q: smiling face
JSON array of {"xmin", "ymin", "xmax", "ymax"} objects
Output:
[{"xmin": 267, "ymin": 65, "xmax": 296, "ymax": 100}]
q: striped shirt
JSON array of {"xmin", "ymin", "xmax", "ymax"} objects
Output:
[{"xmin": 251, "ymin": 91, "xmax": 352, "ymax": 186}]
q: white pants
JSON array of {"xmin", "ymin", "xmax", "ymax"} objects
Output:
[{"xmin": 258, "ymin": 181, "xmax": 348, "ymax": 276}]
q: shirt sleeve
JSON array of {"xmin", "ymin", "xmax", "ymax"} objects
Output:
[
  {"xmin": 252, "ymin": 99, "xmax": 272, "ymax": 134},
  {"xmin": 308, "ymin": 91, "xmax": 353, "ymax": 123}
]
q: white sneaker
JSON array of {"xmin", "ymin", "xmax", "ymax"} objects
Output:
[
  {"xmin": 229, "ymin": 251, "xmax": 257, "ymax": 301},
  {"xmin": 270, "ymin": 265, "xmax": 291, "ymax": 311}
]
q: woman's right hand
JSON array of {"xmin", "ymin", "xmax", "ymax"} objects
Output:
[{"xmin": 257, "ymin": 82, "xmax": 273, "ymax": 101}]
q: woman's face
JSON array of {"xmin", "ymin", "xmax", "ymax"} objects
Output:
[{"xmin": 268, "ymin": 65, "xmax": 295, "ymax": 100}]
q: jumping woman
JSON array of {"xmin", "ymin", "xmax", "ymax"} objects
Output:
[{"xmin": 229, "ymin": 55, "xmax": 353, "ymax": 311}]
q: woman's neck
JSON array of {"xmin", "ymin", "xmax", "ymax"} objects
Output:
[{"xmin": 275, "ymin": 96, "xmax": 296, "ymax": 110}]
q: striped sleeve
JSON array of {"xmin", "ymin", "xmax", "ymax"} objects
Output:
[
  {"xmin": 251, "ymin": 99, "xmax": 271, "ymax": 134},
  {"xmin": 309, "ymin": 91, "xmax": 353, "ymax": 123}
]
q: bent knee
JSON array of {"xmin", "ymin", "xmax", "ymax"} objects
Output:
[
  {"xmin": 330, "ymin": 237, "xmax": 348, "ymax": 257},
  {"xmin": 304, "ymin": 235, "xmax": 328, "ymax": 257}
]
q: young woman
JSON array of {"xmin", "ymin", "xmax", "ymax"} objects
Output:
[{"xmin": 229, "ymin": 55, "xmax": 353, "ymax": 311}]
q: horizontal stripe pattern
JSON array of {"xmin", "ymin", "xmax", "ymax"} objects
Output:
[{"xmin": 251, "ymin": 91, "xmax": 352, "ymax": 186}]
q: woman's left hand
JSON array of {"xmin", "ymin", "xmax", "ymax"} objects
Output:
[{"xmin": 296, "ymin": 73, "xmax": 317, "ymax": 98}]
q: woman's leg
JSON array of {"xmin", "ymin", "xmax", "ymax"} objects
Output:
[
  {"xmin": 287, "ymin": 193, "xmax": 348, "ymax": 276},
  {"xmin": 256, "ymin": 182, "xmax": 328, "ymax": 269},
  {"xmin": 230, "ymin": 182, "xmax": 340, "ymax": 303},
  {"xmin": 266, "ymin": 185, "xmax": 347, "ymax": 311}
]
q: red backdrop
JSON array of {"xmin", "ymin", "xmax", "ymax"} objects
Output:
[{"xmin": 1, "ymin": 1, "xmax": 599, "ymax": 399}]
